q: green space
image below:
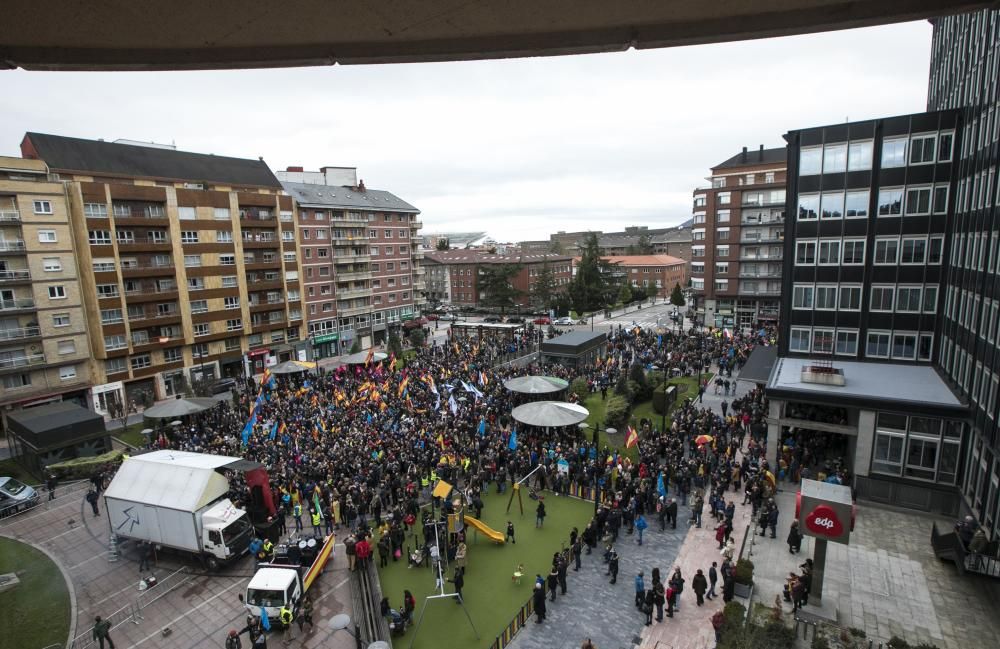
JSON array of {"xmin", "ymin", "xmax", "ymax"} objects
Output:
[
  {"xmin": 375, "ymin": 488, "xmax": 594, "ymax": 649},
  {"xmin": 113, "ymin": 422, "xmax": 147, "ymax": 448},
  {"xmin": 0, "ymin": 537, "xmax": 71, "ymax": 649},
  {"xmin": 0, "ymin": 458, "xmax": 41, "ymax": 484}
]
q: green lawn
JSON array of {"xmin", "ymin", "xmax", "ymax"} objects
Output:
[
  {"xmin": 113, "ymin": 422, "xmax": 148, "ymax": 448},
  {"xmin": 376, "ymin": 489, "xmax": 594, "ymax": 649},
  {"xmin": 0, "ymin": 538, "xmax": 71, "ymax": 649}
]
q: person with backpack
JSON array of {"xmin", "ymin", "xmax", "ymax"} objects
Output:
[{"xmin": 226, "ymin": 629, "xmax": 242, "ymax": 649}]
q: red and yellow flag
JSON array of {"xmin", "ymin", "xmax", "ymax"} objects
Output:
[{"xmin": 625, "ymin": 426, "xmax": 639, "ymax": 449}]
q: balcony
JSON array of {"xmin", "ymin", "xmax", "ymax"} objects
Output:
[
  {"xmin": 331, "ymin": 214, "xmax": 369, "ymax": 225},
  {"xmin": 117, "ymin": 236, "xmax": 172, "ymax": 250},
  {"xmin": 239, "ymin": 211, "xmax": 275, "ymax": 223},
  {"xmin": 0, "ymin": 353, "xmax": 46, "ymax": 370},
  {"xmin": 738, "ymin": 287, "xmax": 782, "ymax": 296},
  {"xmin": 0, "ymin": 297, "xmax": 35, "ymax": 311},
  {"xmin": 738, "ymin": 269, "xmax": 782, "ymax": 278},
  {"xmin": 333, "ymin": 254, "xmax": 370, "ymax": 264},
  {"xmin": 0, "ymin": 211, "xmax": 21, "ymax": 223},
  {"xmin": 409, "ymin": 220, "xmax": 423, "ymax": 229},
  {"xmin": 337, "ymin": 304, "xmax": 370, "ymax": 317},
  {"xmin": 741, "ymin": 234, "xmax": 784, "ymax": 244},
  {"xmin": 740, "ymin": 252, "xmax": 783, "ymax": 261},
  {"xmin": 0, "ymin": 326, "xmax": 41, "ymax": 341},
  {"xmin": 0, "ymin": 269, "xmax": 31, "ymax": 282},
  {"xmin": 412, "ymin": 249, "xmax": 425, "ymax": 259},
  {"xmin": 336, "ymin": 287, "xmax": 369, "ymax": 299},
  {"xmin": 741, "ymin": 215, "xmax": 784, "ymax": 226},
  {"xmin": 0, "ymin": 240, "xmax": 26, "ymax": 253}
]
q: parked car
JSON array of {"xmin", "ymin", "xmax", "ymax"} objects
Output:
[
  {"xmin": 553, "ymin": 316, "xmax": 575, "ymax": 326},
  {"xmin": 506, "ymin": 316, "xmax": 525, "ymax": 324},
  {"xmin": 440, "ymin": 313, "xmax": 462, "ymax": 321},
  {"xmin": 402, "ymin": 317, "xmax": 428, "ymax": 330},
  {"xmin": 424, "ymin": 313, "xmax": 439, "ymax": 321},
  {"xmin": 533, "ymin": 316, "xmax": 551, "ymax": 325},
  {"xmin": 210, "ymin": 378, "xmax": 238, "ymax": 395},
  {"xmin": 0, "ymin": 477, "xmax": 39, "ymax": 517},
  {"xmin": 483, "ymin": 316, "xmax": 503, "ymax": 323}
]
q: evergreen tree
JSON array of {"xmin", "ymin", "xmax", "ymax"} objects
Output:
[
  {"xmin": 568, "ymin": 232, "xmax": 620, "ymax": 312},
  {"xmin": 477, "ymin": 263, "xmax": 523, "ymax": 315},
  {"xmin": 435, "ymin": 238, "xmax": 450, "ymax": 250},
  {"xmin": 646, "ymin": 283, "xmax": 660, "ymax": 303},
  {"xmin": 530, "ymin": 258, "xmax": 559, "ymax": 311},
  {"xmin": 670, "ymin": 283, "xmax": 686, "ymax": 307}
]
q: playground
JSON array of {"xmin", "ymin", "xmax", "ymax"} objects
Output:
[{"xmin": 376, "ymin": 485, "xmax": 595, "ymax": 649}]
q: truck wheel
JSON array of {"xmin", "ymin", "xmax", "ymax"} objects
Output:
[{"xmin": 205, "ymin": 556, "xmax": 220, "ymax": 571}]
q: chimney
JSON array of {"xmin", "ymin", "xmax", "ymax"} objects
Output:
[
  {"xmin": 740, "ymin": 146, "xmax": 747, "ymax": 163},
  {"xmin": 759, "ymin": 144, "xmax": 764, "ymax": 161},
  {"xmin": 358, "ymin": 179, "xmax": 366, "ymax": 192},
  {"xmin": 286, "ymin": 166, "xmax": 304, "ymax": 172}
]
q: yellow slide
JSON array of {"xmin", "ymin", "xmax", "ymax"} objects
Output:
[{"xmin": 464, "ymin": 516, "xmax": 506, "ymax": 544}]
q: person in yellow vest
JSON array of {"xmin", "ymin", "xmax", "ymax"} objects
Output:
[
  {"xmin": 311, "ymin": 508, "xmax": 323, "ymax": 535},
  {"xmin": 331, "ymin": 499, "xmax": 341, "ymax": 531},
  {"xmin": 262, "ymin": 538, "xmax": 274, "ymax": 562},
  {"xmin": 279, "ymin": 604, "xmax": 295, "ymax": 643}
]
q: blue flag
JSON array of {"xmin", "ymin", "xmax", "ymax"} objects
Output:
[
  {"xmin": 477, "ymin": 418, "xmax": 486, "ymax": 436},
  {"xmin": 657, "ymin": 334, "xmax": 663, "ymax": 348},
  {"xmin": 657, "ymin": 472, "xmax": 666, "ymax": 497},
  {"xmin": 508, "ymin": 428, "xmax": 518, "ymax": 451},
  {"xmin": 241, "ymin": 410, "xmax": 257, "ymax": 446},
  {"xmin": 260, "ymin": 606, "xmax": 271, "ymax": 631},
  {"xmin": 269, "ymin": 421, "xmax": 279, "ymax": 440}
]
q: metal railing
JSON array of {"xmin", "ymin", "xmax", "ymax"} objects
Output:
[
  {"xmin": 0, "ymin": 269, "xmax": 31, "ymax": 281},
  {"xmin": 0, "ymin": 240, "xmax": 26, "ymax": 252},
  {"xmin": 68, "ymin": 601, "xmax": 142, "ymax": 649},
  {"xmin": 350, "ymin": 560, "xmax": 391, "ymax": 647},
  {"xmin": 0, "ymin": 210, "xmax": 21, "ymax": 222},
  {"xmin": 0, "ymin": 353, "xmax": 46, "ymax": 369},
  {"xmin": 0, "ymin": 325, "xmax": 40, "ymax": 340}
]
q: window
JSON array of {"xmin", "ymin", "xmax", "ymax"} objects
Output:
[
  {"xmin": 92, "ymin": 259, "xmax": 115, "ymax": 272},
  {"xmin": 839, "ymin": 286, "xmax": 862, "ymax": 310},
  {"xmin": 938, "ymin": 132, "xmax": 954, "ymax": 162},
  {"xmin": 100, "ymin": 308, "xmax": 123, "ymax": 324},
  {"xmin": 219, "ymin": 254, "xmax": 236, "ymax": 266},
  {"xmin": 874, "ymin": 239, "xmax": 899, "ymax": 264},
  {"xmin": 226, "ymin": 318, "xmax": 242, "ymax": 331},
  {"xmin": 881, "ymin": 138, "xmax": 907, "ymax": 168},
  {"xmin": 717, "ymin": 192, "xmax": 731, "ymax": 205},
  {"xmin": 799, "ymin": 147, "xmax": 822, "ymax": 175},
  {"xmin": 867, "ymin": 331, "xmax": 891, "ymax": 358},
  {"xmin": 131, "ymin": 354, "xmax": 151, "ymax": 370},
  {"xmin": 892, "ymin": 333, "xmax": 918, "ymax": 360},
  {"xmin": 905, "ymin": 187, "xmax": 932, "ymax": 215},
  {"xmin": 918, "ymin": 334, "xmax": 934, "ymax": 362},
  {"xmin": 765, "ymin": 172, "xmax": 776, "ymax": 183},
  {"xmin": 115, "ymin": 230, "xmax": 134, "ymax": 244},
  {"xmin": 193, "ymin": 323, "xmax": 209, "ymax": 337},
  {"xmin": 32, "ymin": 200, "xmax": 52, "ymax": 214},
  {"xmin": 96, "ymin": 283, "xmax": 119, "ymax": 298},
  {"xmin": 222, "ymin": 276, "xmax": 238, "ymax": 289},
  {"xmin": 820, "ymin": 192, "xmax": 844, "ymax": 219},
  {"xmin": 38, "ymin": 230, "xmax": 57, "ymax": 243},
  {"xmin": 714, "ymin": 279, "xmax": 728, "ymax": 292},
  {"xmin": 212, "ymin": 207, "xmax": 230, "ymax": 220},
  {"xmin": 163, "ymin": 348, "xmax": 182, "ymax": 363},
  {"xmin": 789, "ymin": 328, "xmax": 811, "ymax": 352},
  {"xmin": 929, "ymin": 237, "xmax": 944, "ymax": 264},
  {"xmin": 798, "ymin": 194, "xmax": 819, "ymax": 220},
  {"xmin": 873, "ymin": 431, "xmax": 905, "ymax": 475},
  {"xmin": 187, "ymin": 277, "xmax": 205, "ymax": 291},
  {"xmin": 815, "ymin": 286, "xmax": 837, "ymax": 310},
  {"xmin": 836, "ymin": 330, "xmax": 858, "ymax": 355},
  {"xmin": 818, "ymin": 240, "xmax": 841, "ymax": 265},
  {"xmin": 224, "ymin": 297, "xmax": 240, "ymax": 310},
  {"xmin": 104, "ymin": 357, "xmax": 126, "ymax": 375},
  {"xmin": 792, "ymin": 285, "xmax": 814, "ymax": 309},
  {"xmin": 717, "ymin": 210, "xmax": 730, "ymax": 223},
  {"xmin": 905, "ymin": 435, "xmax": 939, "ymax": 480},
  {"xmin": 901, "ymin": 238, "xmax": 927, "ymax": 265},
  {"xmin": 191, "ymin": 299, "xmax": 209, "ymax": 314},
  {"xmin": 52, "ymin": 313, "xmax": 70, "ymax": 327},
  {"xmin": 932, "ymin": 186, "xmax": 949, "ymax": 214},
  {"xmin": 104, "ymin": 334, "xmax": 127, "ymax": 351},
  {"xmin": 712, "ymin": 177, "xmax": 726, "ymax": 188},
  {"xmin": 847, "ymin": 140, "xmax": 873, "ymax": 170},
  {"xmin": 715, "ymin": 262, "xmax": 729, "ymax": 275},
  {"xmin": 83, "ymin": 203, "xmax": 107, "ymax": 218},
  {"xmin": 58, "ymin": 365, "xmax": 77, "ymax": 381},
  {"xmin": 178, "ymin": 206, "xmax": 196, "ymax": 220},
  {"xmin": 813, "ymin": 329, "xmax": 835, "ymax": 354},
  {"xmin": 844, "ymin": 191, "xmax": 869, "ymax": 218},
  {"xmin": 216, "ymin": 230, "xmax": 233, "ymax": 243},
  {"xmin": 877, "ymin": 188, "xmax": 903, "ymax": 216},
  {"xmin": 871, "ymin": 286, "xmax": 894, "ymax": 311},
  {"xmin": 795, "ymin": 241, "xmax": 816, "ymax": 265},
  {"xmin": 184, "ymin": 255, "xmax": 201, "ymax": 267},
  {"xmin": 715, "ymin": 245, "xmax": 729, "ymax": 258},
  {"xmin": 909, "ymin": 134, "xmax": 937, "ymax": 164},
  {"xmin": 48, "ymin": 285, "xmax": 66, "ymax": 299},
  {"xmin": 897, "ymin": 286, "xmax": 922, "ymax": 312},
  {"xmin": 57, "ymin": 339, "xmax": 76, "ymax": 355},
  {"xmin": 923, "ymin": 286, "xmax": 938, "ymax": 312},
  {"xmin": 88, "ymin": 230, "xmax": 114, "ymax": 245},
  {"xmin": 716, "ymin": 228, "xmax": 730, "ymax": 240},
  {"xmin": 842, "ymin": 240, "xmax": 865, "ymax": 264},
  {"xmin": 823, "ymin": 143, "xmax": 847, "ymax": 173},
  {"xmin": 42, "ymin": 257, "xmax": 62, "ymax": 272}
]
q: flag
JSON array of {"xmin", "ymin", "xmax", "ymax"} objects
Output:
[
  {"xmin": 437, "ymin": 433, "xmax": 445, "ymax": 450},
  {"xmin": 477, "ymin": 418, "xmax": 486, "ymax": 436},
  {"xmin": 448, "ymin": 394, "xmax": 458, "ymax": 415},
  {"xmin": 269, "ymin": 421, "xmax": 279, "ymax": 440},
  {"xmin": 625, "ymin": 426, "xmax": 639, "ymax": 449},
  {"xmin": 260, "ymin": 606, "xmax": 271, "ymax": 631},
  {"xmin": 318, "ymin": 419, "xmax": 327, "ymax": 434},
  {"xmin": 365, "ymin": 347, "xmax": 375, "ymax": 366},
  {"xmin": 388, "ymin": 353, "xmax": 397, "ymax": 372},
  {"xmin": 479, "ymin": 371, "xmax": 488, "ymax": 387},
  {"xmin": 313, "ymin": 491, "xmax": 323, "ymax": 519},
  {"xmin": 241, "ymin": 409, "xmax": 257, "ymax": 446},
  {"xmin": 657, "ymin": 472, "xmax": 666, "ymax": 497},
  {"xmin": 508, "ymin": 428, "xmax": 518, "ymax": 451},
  {"xmin": 260, "ymin": 367, "xmax": 271, "ymax": 387},
  {"xmin": 398, "ymin": 375, "xmax": 410, "ymax": 398}
]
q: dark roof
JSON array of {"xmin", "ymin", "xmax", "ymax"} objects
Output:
[
  {"xmin": 541, "ymin": 331, "xmax": 607, "ymax": 355},
  {"xmin": 425, "ymin": 250, "xmax": 572, "ymax": 265},
  {"xmin": 23, "ymin": 132, "xmax": 281, "ymax": 188},
  {"xmin": 712, "ymin": 146, "xmax": 787, "ymax": 170},
  {"xmin": 739, "ymin": 345, "xmax": 778, "ymax": 385},
  {"xmin": 282, "ymin": 180, "xmax": 419, "ymax": 213},
  {"xmin": 6, "ymin": 401, "xmax": 107, "ymax": 450}
]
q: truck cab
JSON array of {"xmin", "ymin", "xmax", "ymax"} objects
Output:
[
  {"xmin": 201, "ymin": 499, "xmax": 252, "ymax": 564},
  {"xmin": 245, "ymin": 568, "xmax": 302, "ymax": 622}
]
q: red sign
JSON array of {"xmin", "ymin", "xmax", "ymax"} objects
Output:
[{"xmin": 804, "ymin": 504, "xmax": 845, "ymax": 537}]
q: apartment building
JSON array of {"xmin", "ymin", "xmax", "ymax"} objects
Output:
[
  {"xmin": 20, "ymin": 133, "xmax": 305, "ymax": 411},
  {"xmin": 0, "ymin": 156, "xmax": 93, "ymax": 415},
  {"xmin": 423, "ymin": 250, "xmax": 572, "ymax": 309},
  {"xmin": 691, "ymin": 146, "xmax": 787, "ymax": 328},
  {"xmin": 927, "ymin": 9, "xmax": 1000, "ymax": 536},
  {"xmin": 603, "ymin": 255, "xmax": 687, "ymax": 299},
  {"xmin": 278, "ymin": 168, "xmax": 423, "ymax": 354}
]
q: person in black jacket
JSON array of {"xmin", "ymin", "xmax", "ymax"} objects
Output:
[{"xmin": 532, "ymin": 584, "xmax": 546, "ymax": 623}]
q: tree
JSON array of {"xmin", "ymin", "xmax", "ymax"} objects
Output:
[
  {"xmin": 670, "ymin": 283, "xmax": 686, "ymax": 307},
  {"xmin": 568, "ymin": 232, "xmax": 621, "ymax": 312},
  {"xmin": 350, "ymin": 339, "xmax": 361, "ymax": 354},
  {"xmin": 645, "ymin": 283, "xmax": 660, "ymax": 303},
  {"xmin": 548, "ymin": 240, "xmax": 564, "ymax": 254},
  {"xmin": 435, "ymin": 238, "xmax": 450, "ymax": 250},
  {"xmin": 388, "ymin": 331, "xmax": 404, "ymax": 359},
  {"xmin": 107, "ymin": 397, "xmax": 138, "ymax": 432},
  {"xmin": 636, "ymin": 233, "xmax": 654, "ymax": 254},
  {"xmin": 408, "ymin": 328, "xmax": 426, "ymax": 347},
  {"xmin": 477, "ymin": 263, "xmax": 523, "ymax": 315},
  {"xmin": 618, "ymin": 284, "xmax": 633, "ymax": 305},
  {"xmin": 530, "ymin": 259, "xmax": 559, "ymax": 312}
]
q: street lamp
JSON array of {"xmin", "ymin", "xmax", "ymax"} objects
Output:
[
  {"xmin": 579, "ymin": 422, "xmax": 616, "ymax": 513},
  {"xmin": 328, "ymin": 613, "xmax": 363, "ymax": 649}
]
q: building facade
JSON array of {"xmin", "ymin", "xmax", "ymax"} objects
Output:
[
  {"xmin": 0, "ymin": 156, "xmax": 93, "ymax": 416},
  {"xmin": 691, "ymin": 146, "xmax": 787, "ymax": 328},
  {"xmin": 602, "ymin": 255, "xmax": 687, "ymax": 300},
  {"xmin": 423, "ymin": 250, "xmax": 572, "ymax": 309},
  {"xmin": 927, "ymin": 8, "xmax": 1000, "ymax": 537},
  {"xmin": 279, "ymin": 170, "xmax": 423, "ymax": 354},
  {"xmin": 20, "ymin": 133, "xmax": 306, "ymax": 412}
]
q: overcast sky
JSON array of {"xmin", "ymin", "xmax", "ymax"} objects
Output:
[{"xmin": 1, "ymin": 21, "xmax": 933, "ymax": 241}]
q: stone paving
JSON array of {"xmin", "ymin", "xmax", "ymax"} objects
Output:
[{"xmin": 0, "ymin": 479, "xmax": 356, "ymax": 649}]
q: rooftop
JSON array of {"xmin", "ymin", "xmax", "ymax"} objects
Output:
[
  {"xmin": 281, "ymin": 180, "xmax": 419, "ymax": 213},
  {"xmin": 602, "ymin": 254, "xmax": 686, "ymax": 267},
  {"xmin": 425, "ymin": 250, "xmax": 572, "ymax": 264},
  {"xmin": 21, "ymin": 132, "xmax": 281, "ymax": 188},
  {"xmin": 712, "ymin": 146, "xmax": 787, "ymax": 171}
]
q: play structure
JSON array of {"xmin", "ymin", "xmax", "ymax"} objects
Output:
[
  {"xmin": 505, "ymin": 463, "xmax": 544, "ymax": 515},
  {"xmin": 438, "ymin": 479, "xmax": 505, "ymax": 545}
]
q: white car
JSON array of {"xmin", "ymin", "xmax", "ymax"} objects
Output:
[{"xmin": 553, "ymin": 317, "xmax": 574, "ymax": 326}]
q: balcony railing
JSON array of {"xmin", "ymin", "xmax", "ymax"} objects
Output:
[
  {"xmin": 0, "ymin": 269, "xmax": 30, "ymax": 281},
  {"xmin": 0, "ymin": 326, "xmax": 40, "ymax": 341},
  {"xmin": 740, "ymin": 253, "xmax": 783, "ymax": 261},
  {"xmin": 0, "ymin": 211, "xmax": 21, "ymax": 222},
  {"xmin": 0, "ymin": 240, "xmax": 26, "ymax": 252},
  {"xmin": 738, "ymin": 270, "xmax": 782, "ymax": 278},
  {"xmin": 0, "ymin": 298, "xmax": 35, "ymax": 311},
  {"xmin": 0, "ymin": 353, "xmax": 46, "ymax": 370},
  {"xmin": 118, "ymin": 236, "xmax": 171, "ymax": 246}
]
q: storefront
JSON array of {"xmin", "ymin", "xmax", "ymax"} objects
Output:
[
  {"xmin": 311, "ymin": 332, "xmax": 339, "ymax": 360},
  {"xmin": 91, "ymin": 381, "xmax": 125, "ymax": 415}
]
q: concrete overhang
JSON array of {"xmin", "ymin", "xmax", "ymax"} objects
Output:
[{"xmin": 0, "ymin": 0, "xmax": 993, "ymax": 72}]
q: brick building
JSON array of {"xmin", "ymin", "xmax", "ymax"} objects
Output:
[
  {"xmin": 691, "ymin": 145, "xmax": 787, "ymax": 328},
  {"xmin": 602, "ymin": 255, "xmax": 687, "ymax": 300},
  {"xmin": 423, "ymin": 250, "xmax": 572, "ymax": 309}
]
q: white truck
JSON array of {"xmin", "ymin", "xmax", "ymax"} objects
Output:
[
  {"xmin": 244, "ymin": 533, "xmax": 336, "ymax": 624},
  {"xmin": 103, "ymin": 450, "xmax": 254, "ymax": 569}
]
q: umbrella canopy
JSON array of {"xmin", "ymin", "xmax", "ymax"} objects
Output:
[
  {"xmin": 511, "ymin": 401, "xmax": 590, "ymax": 428},
  {"xmin": 143, "ymin": 397, "xmax": 220, "ymax": 419},
  {"xmin": 341, "ymin": 351, "xmax": 389, "ymax": 366},
  {"xmin": 695, "ymin": 434, "xmax": 714, "ymax": 446},
  {"xmin": 503, "ymin": 375, "xmax": 570, "ymax": 395},
  {"xmin": 270, "ymin": 360, "xmax": 317, "ymax": 375}
]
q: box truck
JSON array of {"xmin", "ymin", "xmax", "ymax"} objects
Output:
[{"xmin": 103, "ymin": 450, "xmax": 256, "ymax": 569}]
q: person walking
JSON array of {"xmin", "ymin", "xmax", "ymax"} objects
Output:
[
  {"xmin": 449, "ymin": 568, "xmax": 465, "ymax": 603},
  {"xmin": 643, "ymin": 588, "xmax": 655, "ymax": 626},
  {"xmin": 298, "ymin": 595, "xmax": 314, "ymax": 633},
  {"xmin": 669, "ymin": 568, "xmax": 684, "ymax": 612},
  {"xmin": 608, "ymin": 547, "xmax": 619, "ymax": 584},
  {"xmin": 767, "ymin": 503, "xmax": 779, "ymax": 539},
  {"xmin": 92, "ymin": 616, "xmax": 115, "ymax": 649},
  {"xmin": 692, "ymin": 569, "xmax": 708, "ymax": 606},
  {"xmin": 506, "ymin": 520, "xmax": 516, "ymax": 544},
  {"xmin": 46, "ymin": 474, "xmax": 57, "ymax": 501},
  {"xmin": 292, "ymin": 502, "xmax": 303, "ymax": 531},
  {"xmin": 572, "ymin": 537, "xmax": 582, "ymax": 571},
  {"xmin": 666, "ymin": 498, "xmax": 678, "ymax": 529},
  {"xmin": 653, "ymin": 578, "xmax": 665, "ymax": 622},
  {"xmin": 557, "ymin": 553, "xmax": 568, "ymax": 595},
  {"xmin": 692, "ymin": 494, "xmax": 703, "ymax": 528},
  {"xmin": 279, "ymin": 604, "xmax": 295, "ymax": 644},
  {"xmin": 86, "ymin": 487, "xmax": 100, "ymax": 517},
  {"xmin": 536, "ymin": 499, "xmax": 547, "ymax": 528},
  {"xmin": 706, "ymin": 562, "xmax": 718, "ymax": 600},
  {"xmin": 547, "ymin": 564, "xmax": 559, "ymax": 602},
  {"xmin": 533, "ymin": 583, "xmax": 546, "ymax": 623},
  {"xmin": 634, "ymin": 572, "xmax": 645, "ymax": 609},
  {"xmin": 787, "ymin": 520, "xmax": 803, "ymax": 554},
  {"xmin": 138, "ymin": 541, "xmax": 154, "ymax": 572},
  {"xmin": 635, "ymin": 513, "xmax": 647, "ymax": 545}
]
